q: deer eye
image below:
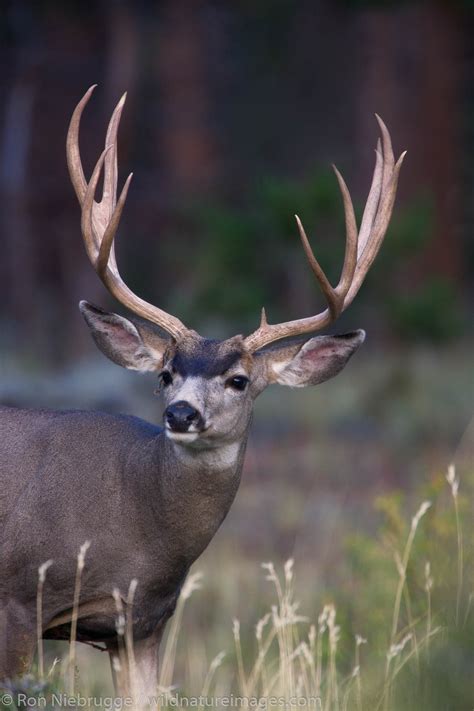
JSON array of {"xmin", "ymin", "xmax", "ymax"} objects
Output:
[
  {"xmin": 160, "ymin": 371, "xmax": 173, "ymax": 386},
  {"xmin": 226, "ymin": 375, "xmax": 249, "ymax": 391}
]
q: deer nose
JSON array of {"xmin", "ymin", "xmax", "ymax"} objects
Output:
[{"xmin": 165, "ymin": 401, "xmax": 200, "ymax": 433}]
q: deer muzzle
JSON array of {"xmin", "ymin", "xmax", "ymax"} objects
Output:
[{"xmin": 164, "ymin": 401, "xmax": 204, "ymax": 434}]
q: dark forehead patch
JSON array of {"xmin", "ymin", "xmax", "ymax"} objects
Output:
[{"xmin": 172, "ymin": 338, "xmax": 244, "ymax": 378}]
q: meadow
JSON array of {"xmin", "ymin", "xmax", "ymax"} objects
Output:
[{"xmin": 0, "ymin": 344, "xmax": 472, "ymax": 710}]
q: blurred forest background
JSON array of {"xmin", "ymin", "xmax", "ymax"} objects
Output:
[
  {"xmin": 0, "ymin": 0, "xmax": 473, "ymax": 358},
  {"xmin": 0, "ymin": 1, "xmax": 473, "ymax": 709}
]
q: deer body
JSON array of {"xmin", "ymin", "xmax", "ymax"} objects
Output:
[
  {"xmin": 0, "ymin": 404, "xmax": 245, "ymax": 643},
  {"xmin": 0, "ymin": 87, "xmax": 404, "ymax": 696}
]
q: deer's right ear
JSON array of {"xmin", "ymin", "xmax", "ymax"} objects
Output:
[{"xmin": 79, "ymin": 301, "xmax": 169, "ymax": 372}]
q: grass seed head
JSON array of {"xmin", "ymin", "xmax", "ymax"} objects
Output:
[
  {"xmin": 261, "ymin": 561, "xmax": 278, "ymax": 585},
  {"xmin": 446, "ymin": 464, "xmax": 459, "ymax": 497},
  {"xmin": 256, "ymin": 613, "xmax": 271, "ymax": 641},
  {"xmin": 38, "ymin": 559, "xmax": 53, "ymax": 583},
  {"xmin": 411, "ymin": 501, "xmax": 431, "ymax": 531},
  {"xmin": 424, "ymin": 561, "xmax": 433, "ymax": 591},
  {"xmin": 387, "ymin": 633, "xmax": 412, "ymax": 661},
  {"xmin": 209, "ymin": 651, "xmax": 226, "ymax": 672},
  {"xmin": 77, "ymin": 540, "xmax": 91, "ymax": 571},
  {"xmin": 232, "ymin": 618, "xmax": 240, "ymax": 639},
  {"xmin": 181, "ymin": 571, "xmax": 203, "ymax": 601}
]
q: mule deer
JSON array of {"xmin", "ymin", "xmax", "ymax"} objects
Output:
[{"xmin": 0, "ymin": 86, "xmax": 404, "ymax": 695}]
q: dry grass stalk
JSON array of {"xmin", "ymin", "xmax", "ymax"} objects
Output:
[
  {"xmin": 377, "ymin": 626, "xmax": 441, "ymax": 711},
  {"xmin": 159, "ymin": 571, "xmax": 203, "ymax": 692},
  {"xmin": 125, "ymin": 579, "xmax": 138, "ymax": 702},
  {"xmin": 380, "ymin": 499, "xmax": 431, "ymax": 711},
  {"xmin": 424, "ymin": 562, "xmax": 433, "ymax": 661},
  {"xmin": 247, "ymin": 613, "xmax": 273, "ymax": 695},
  {"xmin": 390, "ymin": 501, "xmax": 431, "ymax": 645},
  {"xmin": 446, "ymin": 464, "xmax": 463, "ymax": 625},
  {"xmin": 262, "ymin": 559, "xmax": 309, "ymax": 699},
  {"xmin": 112, "ymin": 587, "xmax": 130, "ymax": 697},
  {"xmin": 36, "ymin": 559, "xmax": 53, "ymax": 680},
  {"xmin": 232, "ymin": 618, "xmax": 249, "ymax": 697},
  {"xmin": 354, "ymin": 634, "xmax": 367, "ymax": 711},
  {"xmin": 201, "ymin": 650, "xmax": 226, "ymax": 697},
  {"xmin": 341, "ymin": 664, "xmax": 360, "ymax": 711},
  {"xmin": 68, "ymin": 540, "xmax": 91, "ymax": 694},
  {"xmin": 325, "ymin": 604, "xmax": 340, "ymax": 711},
  {"xmin": 315, "ymin": 605, "xmax": 330, "ymax": 698}
]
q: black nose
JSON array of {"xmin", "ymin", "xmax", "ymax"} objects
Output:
[{"xmin": 165, "ymin": 401, "xmax": 200, "ymax": 433}]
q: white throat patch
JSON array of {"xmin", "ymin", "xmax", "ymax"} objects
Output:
[{"xmin": 168, "ymin": 436, "xmax": 240, "ymax": 471}]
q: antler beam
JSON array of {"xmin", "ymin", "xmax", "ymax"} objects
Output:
[
  {"xmin": 67, "ymin": 86, "xmax": 190, "ymax": 342},
  {"xmin": 244, "ymin": 117, "xmax": 406, "ymax": 352}
]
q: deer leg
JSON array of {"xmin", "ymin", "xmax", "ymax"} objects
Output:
[
  {"xmin": 0, "ymin": 602, "xmax": 36, "ymax": 680},
  {"xmin": 130, "ymin": 630, "xmax": 163, "ymax": 704},
  {"xmin": 106, "ymin": 628, "xmax": 163, "ymax": 705}
]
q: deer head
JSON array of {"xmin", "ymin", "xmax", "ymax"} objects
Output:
[{"xmin": 67, "ymin": 87, "xmax": 404, "ymax": 450}]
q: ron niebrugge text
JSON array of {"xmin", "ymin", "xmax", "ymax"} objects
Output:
[{"xmin": 2, "ymin": 692, "xmax": 322, "ymax": 709}]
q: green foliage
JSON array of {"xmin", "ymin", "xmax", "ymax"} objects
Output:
[
  {"xmin": 175, "ymin": 171, "xmax": 464, "ymax": 341},
  {"xmin": 388, "ymin": 277, "xmax": 462, "ymax": 341}
]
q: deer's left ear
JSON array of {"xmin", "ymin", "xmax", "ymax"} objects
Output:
[{"xmin": 259, "ymin": 330, "xmax": 365, "ymax": 388}]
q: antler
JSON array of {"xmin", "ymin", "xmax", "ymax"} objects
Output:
[
  {"xmin": 244, "ymin": 116, "xmax": 406, "ymax": 352},
  {"xmin": 68, "ymin": 88, "xmax": 404, "ymax": 350},
  {"xmin": 67, "ymin": 85, "xmax": 190, "ymax": 341}
]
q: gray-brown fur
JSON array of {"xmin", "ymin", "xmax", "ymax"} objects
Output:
[
  {"xmin": 0, "ymin": 301, "xmax": 364, "ymax": 692},
  {"xmin": 171, "ymin": 336, "xmax": 246, "ymax": 378}
]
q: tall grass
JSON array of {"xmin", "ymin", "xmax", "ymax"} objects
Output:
[{"xmin": 1, "ymin": 465, "xmax": 470, "ymax": 711}]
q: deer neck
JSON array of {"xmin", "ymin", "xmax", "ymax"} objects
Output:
[{"xmin": 138, "ymin": 427, "xmax": 250, "ymax": 566}]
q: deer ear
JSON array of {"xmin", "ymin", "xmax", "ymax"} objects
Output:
[
  {"xmin": 79, "ymin": 301, "xmax": 169, "ymax": 372},
  {"xmin": 260, "ymin": 330, "xmax": 365, "ymax": 388}
]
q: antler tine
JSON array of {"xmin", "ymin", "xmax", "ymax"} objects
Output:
[
  {"xmin": 80, "ymin": 143, "xmax": 132, "ymax": 277},
  {"xmin": 295, "ymin": 215, "xmax": 340, "ymax": 320},
  {"xmin": 80, "ymin": 144, "xmax": 113, "ymax": 265},
  {"xmin": 331, "ymin": 166, "xmax": 358, "ymax": 298},
  {"xmin": 96, "ymin": 93, "xmax": 127, "ymax": 279},
  {"xmin": 66, "ymin": 84, "xmax": 97, "ymax": 204},
  {"xmin": 344, "ymin": 147, "xmax": 405, "ymax": 305},
  {"xmin": 67, "ymin": 87, "xmax": 190, "ymax": 342},
  {"xmin": 244, "ymin": 117, "xmax": 405, "ymax": 353},
  {"xmin": 375, "ymin": 113, "xmax": 395, "ymax": 191},
  {"xmin": 296, "ymin": 165, "xmax": 359, "ymax": 316},
  {"xmin": 97, "ymin": 171, "xmax": 133, "ymax": 277},
  {"xmin": 357, "ymin": 140, "xmax": 383, "ymax": 259},
  {"xmin": 103, "ymin": 93, "xmax": 127, "ymax": 218}
]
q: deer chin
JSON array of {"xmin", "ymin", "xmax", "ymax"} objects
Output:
[
  {"xmin": 165, "ymin": 429, "xmax": 200, "ymax": 444},
  {"xmin": 165, "ymin": 426, "xmax": 238, "ymax": 454},
  {"xmin": 164, "ymin": 424, "xmax": 215, "ymax": 447}
]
